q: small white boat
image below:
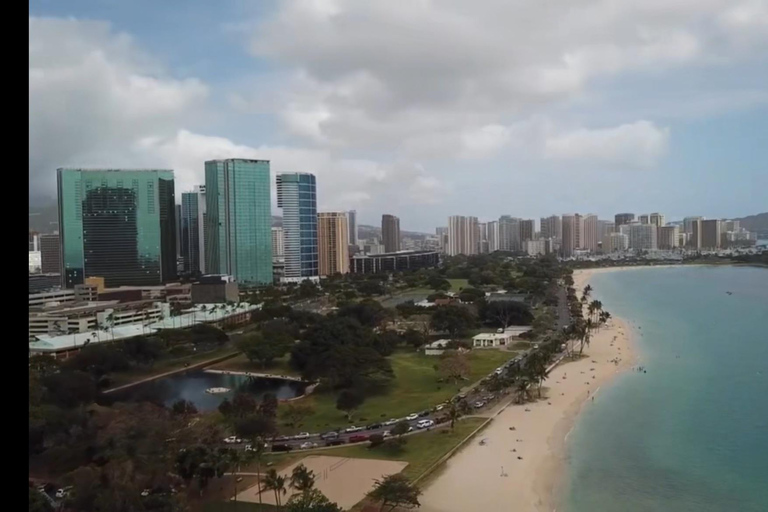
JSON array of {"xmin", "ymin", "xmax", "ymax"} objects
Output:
[{"xmin": 205, "ymin": 387, "xmax": 230, "ymax": 394}]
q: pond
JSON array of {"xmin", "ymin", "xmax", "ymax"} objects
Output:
[{"xmin": 103, "ymin": 370, "xmax": 308, "ymax": 411}]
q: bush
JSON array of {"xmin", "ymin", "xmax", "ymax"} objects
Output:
[{"xmin": 369, "ymin": 433, "xmax": 385, "ymax": 448}]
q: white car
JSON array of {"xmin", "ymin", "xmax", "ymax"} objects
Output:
[
  {"xmin": 223, "ymin": 436, "xmax": 243, "ymax": 444},
  {"xmin": 435, "ymin": 404, "xmax": 445, "ymax": 411},
  {"xmin": 416, "ymin": 419, "xmax": 434, "ymax": 429},
  {"xmin": 382, "ymin": 430, "xmax": 391, "ymax": 438},
  {"xmin": 55, "ymin": 488, "xmax": 69, "ymax": 499},
  {"xmin": 299, "ymin": 441, "xmax": 317, "ymax": 450},
  {"xmin": 474, "ymin": 401, "xmax": 485, "ymax": 408},
  {"xmin": 141, "ymin": 489, "xmax": 151, "ymax": 497},
  {"xmin": 382, "ymin": 418, "xmax": 399, "ymax": 426},
  {"xmin": 294, "ymin": 432, "xmax": 311, "ymax": 440},
  {"xmin": 244, "ymin": 443, "xmax": 268, "ymax": 452},
  {"xmin": 345, "ymin": 426, "xmax": 363, "ymax": 433},
  {"xmin": 405, "ymin": 413, "xmax": 419, "ymax": 421}
]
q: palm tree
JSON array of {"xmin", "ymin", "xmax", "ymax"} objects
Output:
[
  {"xmin": 583, "ymin": 284, "xmax": 592, "ymax": 300},
  {"xmin": 263, "ymin": 469, "xmax": 287, "ymax": 507},
  {"xmin": 447, "ymin": 403, "xmax": 461, "ymax": 430},
  {"xmin": 249, "ymin": 438, "xmax": 266, "ymax": 506},
  {"xmin": 227, "ymin": 449, "xmax": 248, "ymax": 507},
  {"xmin": 290, "ymin": 464, "xmax": 316, "ymax": 495},
  {"xmin": 105, "ymin": 312, "xmax": 116, "ymax": 340},
  {"xmin": 515, "ymin": 379, "xmax": 531, "ymax": 404},
  {"xmin": 578, "ymin": 320, "xmax": 593, "ymax": 357}
]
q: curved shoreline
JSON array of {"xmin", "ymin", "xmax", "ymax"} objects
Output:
[{"xmin": 419, "ymin": 269, "xmax": 638, "ymax": 512}]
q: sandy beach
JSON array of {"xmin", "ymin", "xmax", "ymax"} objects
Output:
[{"xmin": 420, "ymin": 268, "xmax": 638, "ymax": 512}]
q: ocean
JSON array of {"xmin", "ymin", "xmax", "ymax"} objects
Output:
[{"xmin": 563, "ymin": 265, "xmax": 768, "ymax": 512}]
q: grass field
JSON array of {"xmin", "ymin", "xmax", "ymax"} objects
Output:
[
  {"xmin": 278, "ymin": 350, "xmax": 513, "ymax": 433},
  {"xmin": 208, "ymin": 354, "xmax": 300, "ymax": 377},
  {"xmin": 447, "ymin": 278, "xmax": 470, "ymax": 292},
  {"xmin": 376, "ymin": 288, "xmax": 432, "ymax": 308}
]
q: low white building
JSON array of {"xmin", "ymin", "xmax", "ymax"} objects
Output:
[
  {"xmin": 473, "ymin": 332, "xmax": 515, "ymax": 348},
  {"xmin": 504, "ymin": 326, "xmax": 532, "ymax": 336},
  {"xmin": 424, "ymin": 339, "xmax": 451, "ymax": 355}
]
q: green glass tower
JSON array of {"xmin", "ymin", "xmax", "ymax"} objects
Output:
[
  {"xmin": 204, "ymin": 159, "xmax": 273, "ymax": 285},
  {"xmin": 57, "ymin": 168, "xmax": 177, "ymax": 288}
]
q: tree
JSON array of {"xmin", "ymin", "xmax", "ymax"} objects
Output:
[
  {"xmin": 290, "ymin": 464, "xmax": 317, "ymax": 494},
  {"xmin": 428, "ymin": 276, "xmax": 451, "ymax": 291},
  {"xmin": 430, "ymin": 305, "xmax": 476, "ymax": 340},
  {"xmin": 447, "ymin": 403, "xmax": 461, "ymax": 430},
  {"xmin": 230, "ymin": 392, "xmax": 259, "ymax": 418},
  {"xmin": 29, "ymin": 354, "xmax": 60, "ymax": 378},
  {"xmin": 437, "ymin": 351, "xmax": 471, "ymax": 386},
  {"xmin": 457, "ymin": 287, "xmax": 485, "ymax": 303},
  {"xmin": 478, "ymin": 300, "xmax": 533, "ymax": 329},
  {"xmin": 515, "ymin": 379, "xmax": 531, "ymax": 404},
  {"xmin": 281, "ymin": 403, "xmax": 315, "ymax": 428},
  {"xmin": 337, "ymin": 300, "xmax": 390, "ymax": 328},
  {"xmin": 372, "ymin": 330, "xmax": 401, "ymax": 356},
  {"xmin": 336, "ymin": 389, "xmax": 365, "ymax": 421},
  {"xmin": 236, "ymin": 333, "xmax": 290, "ymax": 368},
  {"xmin": 171, "ymin": 399, "xmax": 198, "ymax": 417},
  {"xmin": 41, "ymin": 371, "xmax": 97, "ymax": 408},
  {"xmin": 285, "ymin": 489, "xmax": 343, "ymax": 512},
  {"xmin": 263, "ymin": 469, "xmax": 287, "ymax": 507},
  {"xmin": 28, "ymin": 488, "xmax": 54, "ymax": 512},
  {"xmin": 526, "ymin": 353, "xmax": 549, "ymax": 398},
  {"xmin": 234, "ymin": 414, "xmax": 277, "ymax": 440},
  {"xmin": 367, "ymin": 473, "xmax": 422, "ymax": 511},
  {"xmin": 259, "ymin": 393, "xmax": 279, "ymax": 418},
  {"xmin": 401, "ymin": 328, "xmax": 426, "ymax": 349}
]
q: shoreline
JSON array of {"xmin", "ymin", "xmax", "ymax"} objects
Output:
[{"xmin": 419, "ymin": 268, "xmax": 638, "ymax": 512}]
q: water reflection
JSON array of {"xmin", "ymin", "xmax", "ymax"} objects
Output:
[{"xmin": 105, "ymin": 370, "xmax": 307, "ymax": 411}]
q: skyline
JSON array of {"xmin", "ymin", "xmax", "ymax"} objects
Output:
[{"xmin": 29, "ymin": 1, "xmax": 768, "ymax": 232}]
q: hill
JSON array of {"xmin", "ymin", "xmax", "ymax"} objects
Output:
[{"xmin": 734, "ymin": 212, "xmax": 768, "ymax": 235}]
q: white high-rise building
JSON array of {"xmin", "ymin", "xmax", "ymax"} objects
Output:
[
  {"xmin": 561, "ymin": 214, "xmax": 584, "ymax": 257},
  {"xmin": 603, "ymin": 232, "xmax": 629, "ymax": 252},
  {"xmin": 271, "ymin": 227, "xmax": 284, "ymax": 258},
  {"xmin": 658, "ymin": 225, "xmax": 679, "ymax": 250},
  {"xmin": 649, "ymin": 213, "xmax": 665, "ymax": 227},
  {"xmin": 629, "ymin": 224, "xmax": 658, "ymax": 250},
  {"xmin": 486, "ymin": 221, "xmax": 499, "ymax": 252},
  {"xmin": 582, "ymin": 214, "xmax": 599, "ymax": 252},
  {"xmin": 447, "ymin": 216, "xmax": 479, "ymax": 256},
  {"xmin": 540, "ymin": 215, "xmax": 562, "ymax": 241},
  {"xmin": 498, "ymin": 216, "xmax": 521, "ymax": 252}
]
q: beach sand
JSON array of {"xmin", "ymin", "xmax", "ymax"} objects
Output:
[{"xmin": 419, "ymin": 269, "xmax": 637, "ymax": 512}]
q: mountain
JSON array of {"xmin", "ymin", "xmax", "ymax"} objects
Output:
[
  {"xmin": 735, "ymin": 212, "xmax": 768, "ymax": 236},
  {"xmin": 358, "ymin": 224, "xmax": 432, "ymax": 240}
]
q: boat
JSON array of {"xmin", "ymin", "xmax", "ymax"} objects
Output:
[{"xmin": 205, "ymin": 387, "xmax": 230, "ymax": 394}]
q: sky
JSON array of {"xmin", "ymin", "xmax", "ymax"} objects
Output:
[{"xmin": 29, "ymin": 0, "xmax": 768, "ymax": 232}]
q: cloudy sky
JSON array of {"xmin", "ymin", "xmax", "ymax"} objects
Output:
[{"xmin": 29, "ymin": 0, "xmax": 768, "ymax": 231}]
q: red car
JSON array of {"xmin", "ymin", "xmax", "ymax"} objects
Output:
[{"xmin": 349, "ymin": 434, "xmax": 369, "ymax": 443}]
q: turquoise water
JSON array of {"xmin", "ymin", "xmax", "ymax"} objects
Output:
[{"xmin": 564, "ymin": 265, "xmax": 768, "ymax": 512}]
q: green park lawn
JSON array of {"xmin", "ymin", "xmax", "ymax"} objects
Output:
[
  {"xmin": 208, "ymin": 354, "xmax": 301, "ymax": 378},
  {"xmin": 278, "ymin": 349, "xmax": 513, "ymax": 434},
  {"xmin": 447, "ymin": 278, "xmax": 469, "ymax": 292}
]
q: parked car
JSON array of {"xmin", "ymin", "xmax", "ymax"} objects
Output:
[
  {"xmin": 245, "ymin": 443, "xmax": 269, "ymax": 452},
  {"xmin": 416, "ymin": 419, "xmax": 434, "ymax": 429},
  {"xmin": 434, "ymin": 404, "xmax": 445, "ymax": 411},
  {"xmin": 366, "ymin": 423, "xmax": 382, "ymax": 430},
  {"xmin": 294, "ymin": 432, "xmax": 311, "ymax": 440},
  {"xmin": 382, "ymin": 430, "xmax": 391, "ymax": 438},
  {"xmin": 141, "ymin": 489, "xmax": 151, "ymax": 497},
  {"xmin": 474, "ymin": 401, "xmax": 485, "ymax": 408},
  {"xmin": 405, "ymin": 413, "xmax": 419, "ymax": 421},
  {"xmin": 325, "ymin": 439, "xmax": 345, "ymax": 447},
  {"xmin": 299, "ymin": 441, "xmax": 317, "ymax": 450},
  {"xmin": 382, "ymin": 418, "xmax": 399, "ymax": 426},
  {"xmin": 320, "ymin": 431, "xmax": 339, "ymax": 440},
  {"xmin": 349, "ymin": 434, "xmax": 369, "ymax": 443},
  {"xmin": 345, "ymin": 426, "xmax": 363, "ymax": 433},
  {"xmin": 271, "ymin": 444, "xmax": 293, "ymax": 452},
  {"xmin": 55, "ymin": 487, "xmax": 72, "ymax": 499},
  {"xmin": 418, "ymin": 410, "xmax": 430, "ymax": 417},
  {"xmin": 223, "ymin": 436, "xmax": 243, "ymax": 444}
]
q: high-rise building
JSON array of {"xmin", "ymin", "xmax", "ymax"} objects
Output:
[
  {"xmin": 598, "ymin": 221, "xmax": 615, "ymax": 240},
  {"xmin": 29, "ymin": 232, "xmax": 40, "ymax": 252},
  {"xmin": 436, "ymin": 227, "xmax": 449, "ymax": 253},
  {"xmin": 175, "ymin": 204, "xmax": 182, "ymax": 262},
  {"xmin": 639, "ymin": 214, "xmax": 650, "ymax": 224},
  {"xmin": 603, "ymin": 232, "xmax": 629, "ymax": 252},
  {"xmin": 520, "ymin": 219, "xmax": 535, "ymax": 242},
  {"xmin": 487, "ymin": 221, "xmax": 499, "ymax": 252},
  {"xmin": 658, "ymin": 225, "xmax": 680, "ymax": 250},
  {"xmin": 540, "ymin": 215, "xmax": 562, "ymax": 241},
  {"xmin": 649, "ymin": 213, "xmax": 665, "ymax": 227},
  {"xmin": 582, "ymin": 214, "xmax": 599, "ymax": 252},
  {"xmin": 40, "ymin": 233, "xmax": 61, "ymax": 274},
  {"xmin": 615, "ymin": 213, "xmax": 635, "ymax": 226},
  {"xmin": 701, "ymin": 219, "xmax": 721, "ymax": 249},
  {"xmin": 498, "ymin": 216, "xmax": 521, "ymax": 252},
  {"xmin": 628, "ymin": 224, "xmax": 658, "ymax": 251},
  {"xmin": 382, "ymin": 214, "xmax": 401, "ymax": 253},
  {"xmin": 478, "ymin": 222, "xmax": 489, "ymax": 253},
  {"xmin": 57, "ymin": 168, "xmax": 177, "ymax": 288},
  {"xmin": 205, "ymin": 159, "xmax": 273, "ymax": 285},
  {"xmin": 276, "ymin": 172, "xmax": 319, "ymax": 282},
  {"xmin": 561, "ymin": 214, "xmax": 584, "ymax": 256},
  {"xmin": 348, "ymin": 210, "xmax": 358, "ymax": 246},
  {"xmin": 683, "ymin": 216, "xmax": 703, "ymax": 235},
  {"xmin": 181, "ymin": 185, "xmax": 206, "ymax": 275},
  {"xmin": 271, "ymin": 227, "xmax": 284, "ymax": 258},
  {"xmin": 690, "ymin": 218, "xmax": 703, "ymax": 249},
  {"xmin": 722, "ymin": 219, "xmax": 740, "ymax": 232},
  {"xmin": 318, "ymin": 212, "xmax": 350, "ymax": 276},
  {"xmin": 447, "ymin": 216, "xmax": 479, "ymax": 256}
]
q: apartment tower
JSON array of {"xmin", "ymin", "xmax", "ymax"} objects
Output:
[
  {"xmin": 381, "ymin": 214, "xmax": 401, "ymax": 253},
  {"xmin": 318, "ymin": 212, "xmax": 350, "ymax": 276}
]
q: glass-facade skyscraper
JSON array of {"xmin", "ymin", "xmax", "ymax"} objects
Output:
[
  {"xmin": 181, "ymin": 185, "xmax": 206, "ymax": 276},
  {"xmin": 276, "ymin": 172, "xmax": 318, "ymax": 282},
  {"xmin": 204, "ymin": 159, "xmax": 273, "ymax": 285},
  {"xmin": 57, "ymin": 168, "xmax": 177, "ymax": 288}
]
